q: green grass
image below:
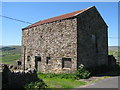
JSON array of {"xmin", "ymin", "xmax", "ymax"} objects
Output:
[
  {"xmin": 1, "ymin": 55, "xmax": 21, "ymax": 65},
  {"xmin": 38, "ymin": 73, "xmax": 86, "ymax": 88}
]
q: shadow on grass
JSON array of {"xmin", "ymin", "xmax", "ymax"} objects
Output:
[{"xmin": 87, "ymin": 62, "xmax": 120, "ymax": 77}]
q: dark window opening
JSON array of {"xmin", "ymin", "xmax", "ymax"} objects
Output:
[
  {"xmin": 17, "ymin": 61, "xmax": 22, "ymax": 65},
  {"xmin": 46, "ymin": 57, "xmax": 51, "ymax": 64},
  {"xmin": 62, "ymin": 58, "xmax": 72, "ymax": 68},
  {"xmin": 27, "ymin": 56, "xmax": 30, "ymax": 61},
  {"xmin": 35, "ymin": 56, "xmax": 41, "ymax": 61},
  {"xmin": 61, "ymin": 34, "xmax": 63, "ymax": 37},
  {"xmin": 95, "ymin": 36, "xmax": 98, "ymax": 53}
]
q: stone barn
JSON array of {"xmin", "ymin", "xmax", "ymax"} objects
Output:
[{"xmin": 22, "ymin": 6, "xmax": 108, "ymax": 73}]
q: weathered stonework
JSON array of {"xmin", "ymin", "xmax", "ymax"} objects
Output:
[
  {"xmin": 77, "ymin": 7, "xmax": 108, "ymax": 68},
  {"xmin": 22, "ymin": 6, "xmax": 108, "ymax": 73},
  {"xmin": 22, "ymin": 18, "xmax": 77, "ymax": 73}
]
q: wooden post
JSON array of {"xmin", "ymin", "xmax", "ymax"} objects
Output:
[{"xmin": 23, "ymin": 46, "xmax": 26, "ymax": 71}]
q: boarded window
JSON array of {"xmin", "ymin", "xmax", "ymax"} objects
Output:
[
  {"xmin": 46, "ymin": 57, "xmax": 51, "ymax": 64},
  {"xmin": 62, "ymin": 58, "xmax": 72, "ymax": 68},
  {"xmin": 27, "ymin": 56, "xmax": 30, "ymax": 61}
]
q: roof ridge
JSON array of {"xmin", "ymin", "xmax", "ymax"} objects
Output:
[
  {"xmin": 73, "ymin": 6, "xmax": 95, "ymax": 16},
  {"xmin": 22, "ymin": 6, "xmax": 95, "ymax": 30}
]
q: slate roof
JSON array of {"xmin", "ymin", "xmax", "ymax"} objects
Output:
[{"xmin": 23, "ymin": 6, "xmax": 94, "ymax": 30}]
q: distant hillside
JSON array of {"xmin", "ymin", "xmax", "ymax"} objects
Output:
[
  {"xmin": 0, "ymin": 46, "xmax": 21, "ymax": 52},
  {"xmin": 0, "ymin": 46, "xmax": 21, "ymax": 65},
  {"xmin": 108, "ymin": 46, "xmax": 119, "ymax": 51}
]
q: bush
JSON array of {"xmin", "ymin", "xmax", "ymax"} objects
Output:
[
  {"xmin": 24, "ymin": 80, "xmax": 47, "ymax": 89},
  {"xmin": 75, "ymin": 64, "xmax": 90, "ymax": 79}
]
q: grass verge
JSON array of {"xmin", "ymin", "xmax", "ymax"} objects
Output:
[{"xmin": 38, "ymin": 73, "xmax": 86, "ymax": 88}]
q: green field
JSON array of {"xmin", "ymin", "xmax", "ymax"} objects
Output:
[{"xmin": 0, "ymin": 46, "xmax": 21, "ymax": 65}]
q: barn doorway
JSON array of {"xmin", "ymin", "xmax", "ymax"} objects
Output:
[{"xmin": 35, "ymin": 56, "xmax": 41, "ymax": 72}]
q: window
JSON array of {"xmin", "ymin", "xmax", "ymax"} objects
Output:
[
  {"xmin": 27, "ymin": 56, "xmax": 30, "ymax": 61},
  {"xmin": 62, "ymin": 58, "xmax": 72, "ymax": 68},
  {"xmin": 92, "ymin": 34, "xmax": 98, "ymax": 53},
  {"xmin": 61, "ymin": 34, "xmax": 63, "ymax": 37},
  {"xmin": 35, "ymin": 56, "xmax": 41, "ymax": 61},
  {"xmin": 17, "ymin": 61, "xmax": 22, "ymax": 65},
  {"xmin": 46, "ymin": 57, "xmax": 51, "ymax": 64},
  {"xmin": 92, "ymin": 35, "xmax": 96, "ymax": 44}
]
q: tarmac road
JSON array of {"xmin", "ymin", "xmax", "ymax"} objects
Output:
[
  {"xmin": 0, "ymin": 72, "xmax": 2, "ymax": 90},
  {"xmin": 79, "ymin": 76, "xmax": 119, "ymax": 88}
]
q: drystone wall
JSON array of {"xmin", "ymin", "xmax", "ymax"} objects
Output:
[
  {"xmin": 77, "ymin": 6, "xmax": 108, "ymax": 68},
  {"xmin": 2, "ymin": 64, "xmax": 39, "ymax": 88},
  {"xmin": 108, "ymin": 55, "xmax": 116, "ymax": 66},
  {"xmin": 22, "ymin": 18, "xmax": 77, "ymax": 73}
]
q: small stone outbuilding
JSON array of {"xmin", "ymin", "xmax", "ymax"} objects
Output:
[{"xmin": 22, "ymin": 6, "xmax": 108, "ymax": 73}]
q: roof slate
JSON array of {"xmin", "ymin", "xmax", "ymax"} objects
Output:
[{"xmin": 23, "ymin": 6, "xmax": 94, "ymax": 30}]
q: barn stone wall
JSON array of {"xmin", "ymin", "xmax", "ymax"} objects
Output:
[
  {"xmin": 22, "ymin": 18, "xmax": 77, "ymax": 73},
  {"xmin": 22, "ymin": 6, "xmax": 108, "ymax": 73},
  {"xmin": 77, "ymin": 6, "xmax": 108, "ymax": 68}
]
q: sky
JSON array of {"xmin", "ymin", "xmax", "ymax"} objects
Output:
[{"xmin": 1, "ymin": 2, "xmax": 118, "ymax": 46}]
